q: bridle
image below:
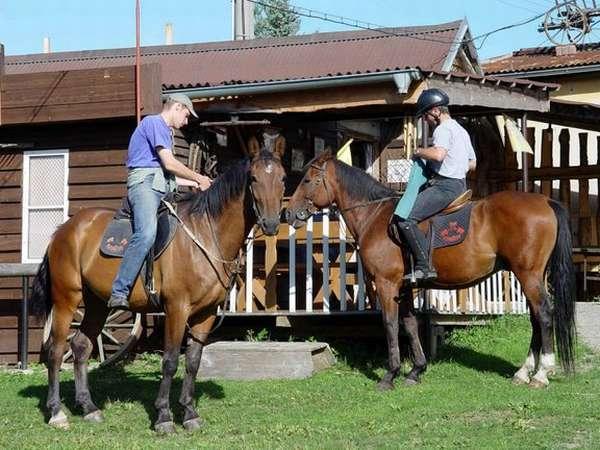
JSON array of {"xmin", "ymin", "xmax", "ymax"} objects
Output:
[{"xmin": 296, "ymin": 160, "xmax": 334, "ymax": 220}]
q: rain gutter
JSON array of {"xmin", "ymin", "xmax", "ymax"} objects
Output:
[{"xmin": 163, "ymin": 69, "xmax": 422, "ymax": 99}]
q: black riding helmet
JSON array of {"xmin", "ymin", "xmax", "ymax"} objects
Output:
[{"xmin": 416, "ymin": 88, "xmax": 450, "ymax": 117}]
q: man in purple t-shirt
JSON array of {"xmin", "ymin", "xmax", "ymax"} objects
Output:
[{"xmin": 108, "ymin": 93, "xmax": 212, "ymax": 309}]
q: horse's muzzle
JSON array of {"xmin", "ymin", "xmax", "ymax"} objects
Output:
[
  {"xmin": 284, "ymin": 208, "xmax": 308, "ymax": 229},
  {"xmin": 258, "ymin": 216, "xmax": 280, "ymax": 236}
]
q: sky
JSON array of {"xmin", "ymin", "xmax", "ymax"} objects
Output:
[{"xmin": 1, "ymin": 0, "xmax": 595, "ymax": 61}]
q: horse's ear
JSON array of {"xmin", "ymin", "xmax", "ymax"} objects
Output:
[
  {"xmin": 247, "ymin": 137, "xmax": 260, "ymax": 159},
  {"xmin": 323, "ymin": 146, "xmax": 333, "ymax": 159},
  {"xmin": 273, "ymin": 136, "xmax": 286, "ymax": 159}
]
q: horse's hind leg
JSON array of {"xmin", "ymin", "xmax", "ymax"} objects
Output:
[
  {"xmin": 178, "ymin": 312, "xmax": 217, "ymax": 432},
  {"xmin": 46, "ymin": 297, "xmax": 79, "ymax": 429},
  {"xmin": 513, "ymin": 270, "xmax": 555, "ymax": 388},
  {"xmin": 71, "ymin": 293, "xmax": 109, "ymax": 422}
]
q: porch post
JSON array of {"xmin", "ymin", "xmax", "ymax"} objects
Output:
[{"xmin": 521, "ymin": 113, "xmax": 528, "ymax": 192}]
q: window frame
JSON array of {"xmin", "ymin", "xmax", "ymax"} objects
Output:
[{"xmin": 21, "ymin": 149, "xmax": 70, "ymax": 263}]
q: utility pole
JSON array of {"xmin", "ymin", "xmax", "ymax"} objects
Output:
[
  {"xmin": 135, "ymin": 0, "xmax": 141, "ymax": 124},
  {"xmin": 233, "ymin": 0, "xmax": 254, "ymax": 40}
]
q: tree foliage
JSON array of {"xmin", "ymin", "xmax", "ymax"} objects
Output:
[{"xmin": 254, "ymin": 0, "xmax": 300, "ymax": 38}]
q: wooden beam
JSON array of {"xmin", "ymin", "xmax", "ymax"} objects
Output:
[
  {"xmin": 559, "ymin": 129, "xmax": 571, "ymax": 209},
  {"xmin": 540, "ymin": 127, "xmax": 553, "ymax": 197},
  {"xmin": 489, "ymin": 164, "xmax": 600, "ymax": 182},
  {"xmin": 428, "ymin": 78, "xmax": 550, "ymax": 112},
  {"xmin": 195, "ymin": 82, "xmax": 412, "ymax": 114}
]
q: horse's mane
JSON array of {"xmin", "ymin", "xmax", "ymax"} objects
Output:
[
  {"xmin": 332, "ymin": 159, "xmax": 396, "ymax": 201},
  {"xmin": 183, "ymin": 158, "xmax": 250, "ymax": 218},
  {"xmin": 180, "ymin": 150, "xmax": 280, "ymax": 218}
]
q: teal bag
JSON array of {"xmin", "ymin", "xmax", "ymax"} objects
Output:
[{"xmin": 393, "ymin": 159, "xmax": 428, "ymax": 219}]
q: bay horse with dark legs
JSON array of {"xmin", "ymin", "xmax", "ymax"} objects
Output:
[
  {"xmin": 30, "ymin": 137, "xmax": 287, "ymax": 432},
  {"xmin": 285, "ymin": 152, "xmax": 576, "ymax": 390}
]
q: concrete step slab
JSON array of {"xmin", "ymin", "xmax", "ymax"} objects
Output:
[{"xmin": 198, "ymin": 341, "xmax": 336, "ymax": 380}]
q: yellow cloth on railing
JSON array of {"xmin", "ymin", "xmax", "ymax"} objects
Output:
[{"xmin": 337, "ymin": 138, "xmax": 354, "ymax": 165}]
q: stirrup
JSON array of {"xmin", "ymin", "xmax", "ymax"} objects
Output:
[
  {"xmin": 403, "ymin": 267, "xmax": 438, "ymax": 283},
  {"xmin": 108, "ymin": 295, "xmax": 129, "ymax": 310}
]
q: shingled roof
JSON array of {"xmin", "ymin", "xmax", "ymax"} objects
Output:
[
  {"xmin": 5, "ymin": 20, "xmax": 474, "ymax": 89},
  {"xmin": 483, "ymin": 42, "xmax": 600, "ymax": 75}
]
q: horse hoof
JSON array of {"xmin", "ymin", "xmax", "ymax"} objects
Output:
[
  {"xmin": 48, "ymin": 410, "xmax": 70, "ymax": 429},
  {"xmin": 84, "ymin": 410, "xmax": 104, "ymax": 423},
  {"xmin": 403, "ymin": 377, "xmax": 419, "ymax": 386},
  {"xmin": 512, "ymin": 375, "xmax": 530, "ymax": 385},
  {"xmin": 155, "ymin": 421, "xmax": 176, "ymax": 434},
  {"xmin": 528, "ymin": 378, "xmax": 549, "ymax": 389},
  {"xmin": 183, "ymin": 417, "xmax": 204, "ymax": 432},
  {"xmin": 376, "ymin": 380, "xmax": 394, "ymax": 391}
]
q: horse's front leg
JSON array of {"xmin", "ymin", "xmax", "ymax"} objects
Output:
[
  {"xmin": 375, "ymin": 279, "xmax": 401, "ymax": 391},
  {"xmin": 178, "ymin": 312, "xmax": 217, "ymax": 432},
  {"xmin": 398, "ymin": 287, "xmax": 427, "ymax": 385},
  {"xmin": 154, "ymin": 305, "xmax": 188, "ymax": 434}
]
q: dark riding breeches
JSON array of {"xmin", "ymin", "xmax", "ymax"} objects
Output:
[{"xmin": 407, "ymin": 176, "xmax": 466, "ymax": 223}]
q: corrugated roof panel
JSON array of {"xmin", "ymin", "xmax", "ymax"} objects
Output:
[
  {"xmin": 5, "ymin": 21, "xmax": 464, "ymax": 88},
  {"xmin": 483, "ymin": 43, "xmax": 600, "ymax": 74}
]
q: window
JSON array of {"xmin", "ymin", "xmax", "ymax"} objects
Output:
[{"xmin": 21, "ymin": 150, "xmax": 69, "ymax": 263}]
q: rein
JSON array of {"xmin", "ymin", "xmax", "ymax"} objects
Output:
[{"xmin": 339, "ymin": 196, "xmax": 400, "ymax": 213}]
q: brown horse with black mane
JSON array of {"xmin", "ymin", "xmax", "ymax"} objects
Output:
[
  {"xmin": 286, "ymin": 152, "xmax": 575, "ymax": 391},
  {"xmin": 30, "ymin": 137, "xmax": 287, "ymax": 433}
]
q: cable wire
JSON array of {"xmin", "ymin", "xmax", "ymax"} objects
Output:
[{"xmin": 245, "ymin": 0, "xmax": 547, "ymax": 48}]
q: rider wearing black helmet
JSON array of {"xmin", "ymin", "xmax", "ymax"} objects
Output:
[{"xmin": 391, "ymin": 88, "xmax": 477, "ymax": 282}]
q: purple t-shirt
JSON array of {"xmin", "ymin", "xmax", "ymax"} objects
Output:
[{"xmin": 126, "ymin": 115, "xmax": 173, "ymax": 168}]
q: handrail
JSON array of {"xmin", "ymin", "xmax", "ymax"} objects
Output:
[
  {"xmin": 0, "ymin": 263, "xmax": 39, "ymax": 277},
  {"xmin": 0, "ymin": 263, "xmax": 39, "ymax": 370}
]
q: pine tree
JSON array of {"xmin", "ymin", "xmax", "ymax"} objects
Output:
[{"xmin": 254, "ymin": 0, "xmax": 300, "ymax": 38}]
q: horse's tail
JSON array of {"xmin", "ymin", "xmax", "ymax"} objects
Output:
[
  {"xmin": 547, "ymin": 200, "xmax": 576, "ymax": 374},
  {"xmin": 30, "ymin": 251, "xmax": 52, "ymax": 322}
]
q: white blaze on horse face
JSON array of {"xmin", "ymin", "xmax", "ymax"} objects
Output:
[{"xmin": 265, "ymin": 163, "xmax": 273, "ymax": 174}]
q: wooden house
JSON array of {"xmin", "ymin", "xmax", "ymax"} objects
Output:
[{"xmin": 0, "ymin": 20, "xmax": 556, "ymax": 364}]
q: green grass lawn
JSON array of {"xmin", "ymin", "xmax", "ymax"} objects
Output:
[{"xmin": 1, "ymin": 316, "xmax": 600, "ymax": 449}]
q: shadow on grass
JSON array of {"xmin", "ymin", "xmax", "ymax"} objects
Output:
[
  {"xmin": 326, "ymin": 339, "xmax": 394, "ymax": 382},
  {"xmin": 435, "ymin": 342, "xmax": 519, "ymax": 378},
  {"xmin": 329, "ymin": 337, "xmax": 519, "ymax": 382},
  {"xmin": 18, "ymin": 361, "xmax": 225, "ymax": 427}
]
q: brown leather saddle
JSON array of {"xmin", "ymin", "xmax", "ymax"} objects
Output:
[{"xmin": 440, "ymin": 189, "xmax": 472, "ymax": 215}]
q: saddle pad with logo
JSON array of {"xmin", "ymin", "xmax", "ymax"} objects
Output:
[
  {"xmin": 431, "ymin": 203, "xmax": 473, "ymax": 249},
  {"xmin": 100, "ymin": 211, "xmax": 178, "ymax": 259}
]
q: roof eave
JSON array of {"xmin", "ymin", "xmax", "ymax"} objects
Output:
[{"xmin": 487, "ymin": 63, "xmax": 600, "ymax": 78}]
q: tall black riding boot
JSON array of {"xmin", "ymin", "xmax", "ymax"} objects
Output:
[{"xmin": 397, "ymin": 221, "xmax": 437, "ymax": 282}]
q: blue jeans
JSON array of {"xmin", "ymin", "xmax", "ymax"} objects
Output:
[
  {"xmin": 111, "ymin": 175, "xmax": 164, "ymax": 299},
  {"xmin": 407, "ymin": 176, "xmax": 466, "ymax": 223}
]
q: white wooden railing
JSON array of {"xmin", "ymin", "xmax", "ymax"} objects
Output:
[{"xmin": 224, "ymin": 209, "xmax": 528, "ymax": 315}]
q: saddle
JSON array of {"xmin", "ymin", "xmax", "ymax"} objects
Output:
[{"xmin": 100, "ymin": 197, "xmax": 179, "ymax": 309}]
